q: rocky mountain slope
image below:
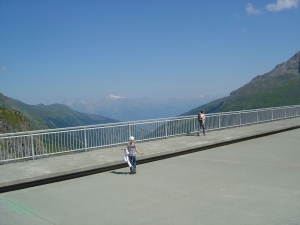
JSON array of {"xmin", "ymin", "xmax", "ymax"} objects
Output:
[
  {"xmin": 0, "ymin": 107, "xmax": 32, "ymax": 133},
  {"xmin": 181, "ymin": 51, "xmax": 300, "ymax": 116}
]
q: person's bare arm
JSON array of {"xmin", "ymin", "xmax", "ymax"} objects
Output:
[{"xmin": 135, "ymin": 147, "xmax": 144, "ymax": 155}]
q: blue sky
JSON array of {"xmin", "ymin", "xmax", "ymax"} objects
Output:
[{"xmin": 1, "ymin": 0, "xmax": 299, "ymax": 105}]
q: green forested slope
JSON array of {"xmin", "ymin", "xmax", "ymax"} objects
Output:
[{"xmin": 0, "ymin": 93, "xmax": 117, "ymax": 131}]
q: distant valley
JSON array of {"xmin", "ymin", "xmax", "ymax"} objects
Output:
[
  {"xmin": 64, "ymin": 51, "xmax": 300, "ymax": 121},
  {"xmin": 63, "ymin": 95, "xmax": 223, "ymax": 122}
]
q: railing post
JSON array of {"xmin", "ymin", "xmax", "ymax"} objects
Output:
[
  {"xmin": 84, "ymin": 127, "xmax": 87, "ymax": 152},
  {"xmin": 194, "ymin": 116, "xmax": 196, "ymax": 133},
  {"xmin": 219, "ymin": 113, "xmax": 221, "ymax": 130},
  {"xmin": 164, "ymin": 119, "xmax": 168, "ymax": 139},
  {"xmin": 128, "ymin": 123, "xmax": 131, "ymax": 138},
  {"xmin": 285, "ymin": 107, "xmax": 287, "ymax": 119},
  {"xmin": 239, "ymin": 112, "xmax": 241, "ymax": 127},
  {"xmin": 257, "ymin": 110, "xmax": 258, "ymax": 124},
  {"xmin": 30, "ymin": 133, "xmax": 35, "ymax": 160},
  {"xmin": 272, "ymin": 109, "xmax": 273, "ymax": 121}
]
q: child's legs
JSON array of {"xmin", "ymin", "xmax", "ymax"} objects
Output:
[
  {"xmin": 129, "ymin": 156, "xmax": 134, "ymax": 170},
  {"xmin": 132, "ymin": 156, "xmax": 137, "ymax": 169},
  {"xmin": 129, "ymin": 156, "xmax": 137, "ymax": 169}
]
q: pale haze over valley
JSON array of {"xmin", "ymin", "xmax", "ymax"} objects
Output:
[
  {"xmin": 63, "ymin": 94, "xmax": 224, "ymax": 121},
  {"xmin": 1, "ymin": 0, "xmax": 299, "ymax": 110}
]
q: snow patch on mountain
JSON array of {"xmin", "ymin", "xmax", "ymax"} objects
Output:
[{"xmin": 107, "ymin": 94, "xmax": 125, "ymax": 99}]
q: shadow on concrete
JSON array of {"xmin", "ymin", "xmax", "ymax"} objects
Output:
[{"xmin": 110, "ymin": 171, "xmax": 130, "ymax": 175}]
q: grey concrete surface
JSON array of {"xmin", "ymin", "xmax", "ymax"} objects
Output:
[
  {"xmin": 0, "ymin": 126, "xmax": 299, "ymax": 224},
  {"xmin": 0, "ymin": 117, "xmax": 300, "ymax": 190}
]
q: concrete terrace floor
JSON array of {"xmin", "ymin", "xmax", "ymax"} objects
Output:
[{"xmin": 0, "ymin": 117, "xmax": 300, "ymax": 224}]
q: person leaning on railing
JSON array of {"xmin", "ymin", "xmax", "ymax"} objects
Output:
[{"xmin": 197, "ymin": 110, "xmax": 206, "ymax": 136}]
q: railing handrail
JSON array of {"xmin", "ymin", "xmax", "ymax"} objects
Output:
[{"xmin": 1, "ymin": 104, "xmax": 300, "ymax": 137}]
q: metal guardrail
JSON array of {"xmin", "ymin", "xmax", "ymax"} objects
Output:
[{"xmin": 1, "ymin": 105, "xmax": 300, "ymax": 163}]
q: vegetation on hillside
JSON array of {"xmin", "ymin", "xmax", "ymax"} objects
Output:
[
  {"xmin": 0, "ymin": 107, "xmax": 32, "ymax": 133},
  {"xmin": 0, "ymin": 93, "xmax": 118, "ymax": 132}
]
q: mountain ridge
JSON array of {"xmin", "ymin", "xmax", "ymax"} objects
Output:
[
  {"xmin": 0, "ymin": 93, "xmax": 118, "ymax": 132},
  {"xmin": 181, "ymin": 51, "xmax": 300, "ymax": 116}
]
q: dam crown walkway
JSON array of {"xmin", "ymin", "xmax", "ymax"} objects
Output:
[{"xmin": 1, "ymin": 116, "xmax": 300, "ymax": 192}]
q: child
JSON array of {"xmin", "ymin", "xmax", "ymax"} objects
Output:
[{"xmin": 122, "ymin": 136, "xmax": 143, "ymax": 174}]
